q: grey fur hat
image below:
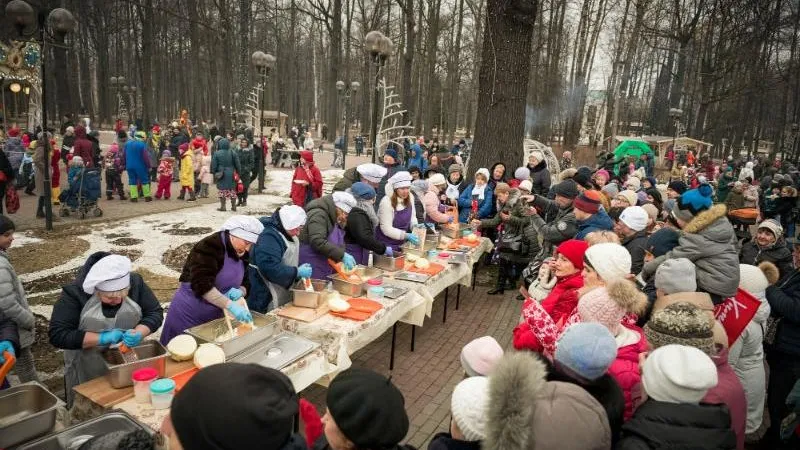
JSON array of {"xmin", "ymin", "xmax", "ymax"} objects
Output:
[{"xmin": 483, "ymin": 352, "xmax": 611, "ymax": 450}]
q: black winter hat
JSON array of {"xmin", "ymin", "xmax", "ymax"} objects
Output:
[
  {"xmin": 645, "ymin": 228, "xmax": 680, "ymax": 257},
  {"xmin": 551, "ymin": 179, "xmax": 579, "ymax": 200},
  {"xmin": 573, "ymin": 166, "xmax": 594, "ymax": 189},
  {"xmin": 327, "ymin": 368, "xmax": 409, "ymax": 448},
  {"xmin": 171, "ymin": 363, "xmax": 298, "ymax": 450}
]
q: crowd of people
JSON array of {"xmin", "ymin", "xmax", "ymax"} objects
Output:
[{"xmin": 5, "ymin": 126, "xmax": 800, "ymax": 449}]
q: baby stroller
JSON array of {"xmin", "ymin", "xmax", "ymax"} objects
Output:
[{"xmin": 60, "ymin": 167, "xmax": 103, "ymax": 219}]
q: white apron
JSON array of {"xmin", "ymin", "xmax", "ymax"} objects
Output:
[
  {"xmin": 63, "ymin": 295, "xmax": 142, "ymax": 408},
  {"xmin": 265, "ymin": 234, "xmax": 300, "ymax": 312}
]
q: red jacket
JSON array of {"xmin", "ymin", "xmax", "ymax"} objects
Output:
[
  {"xmin": 608, "ymin": 325, "xmax": 648, "ymax": 421},
  {"xmin": 50, "ymin": 144, "xmax": 61, "ymax": 187},
  {"xmin": 512, "ymin": 272, "xmax": 583, "ymax": 352},
  {"xmin": 290, "ymin": 163, "xmax": 323, "ymax": 207},
  {"xmin": 703, "ymin": 346, "xmax": 747, "ymax": 450},
  {"xmin": 72, "ymin": 126, "xmax": 94, "ymax": 168}
]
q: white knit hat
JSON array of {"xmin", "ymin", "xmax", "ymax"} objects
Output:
[
  {"xmin": 530, "ymin": 151, "xmax": 544, "ymax": 163},
  {"xmin": 625, "ymin": 177, "xmax": 641, "ymax": 191},
  {"xmin": 519, "ymin": 180, "xmax": 533, "ymax": 192},
  {"xmin": 451, "ymin": 377, "xmax": 490, "ymax": 441},
  {"xmin": 278, "ymin": 205, "xmax": 307, "ymax": 231},
  {"xmin": 475, "ymin": 168, "xmax": 490, "ymax": 181},
  {"xmin": 619, "ymin": 206, "xmax": 648, "ymax": 232},
  {"xmin": 641, "ymin": 344, "xmax": 718, "ymax": 404},
  {"xmin": 584, "ymin": 243, "xmax": 631, "ymax": 282},
  {"xmin": 428, "ymin": 173, "xmax": 447, "ymax": 186},
  {"xmin": 757, "ymin": 219, "xmax": 783, "ymax": 239},
  {"xmin": 739, "ymin": 264, "xmax": 769, "ymax": 295},
  {"xmin": 655, "ymin": 258, "xmax": 696, "ymax": 295},
  {"xmin": 460, "ymin": 336, "xmax": 504, "ymax": 377}
]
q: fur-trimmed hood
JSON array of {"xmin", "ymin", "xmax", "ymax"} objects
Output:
[
  {"xmin": 559, "ymin": 167, "xmax": 578, "ymax": 181},
  {"xmin": 606, "ymin": 279, "xmax": 648, "ymax": 316},
  {"xmin": 484, "ymin": 352, "xmax": 612, "ymax": 450},
  {"xmin": 682, "ymin": 204, "xmax": 729, "ymax": 235}
]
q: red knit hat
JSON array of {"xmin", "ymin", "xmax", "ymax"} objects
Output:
[
  {"xmin": 573, "ymin": 190, "xmax": 602, "ymax": 214},
  {"xmin": 8, "ymin": 127, "xmax": 20, "ymax": 138},
  {"xmin": 556, "ymin": 239, "xmax": 589, "ymax": 270},
  {"xmin": 301, "ymin": 151, "xmax": 314, "ymax": 163}
]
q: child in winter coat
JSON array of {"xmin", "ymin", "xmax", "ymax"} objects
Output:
[
  {"xmin": 428, "ymin": 377, "xmax": 488, "ymax": 450},
  {"xmin": 177, "ymin": 143, "xmax": 196, "ymax": 201},
  {"xmin": 155, "ymin": 150, "xmax": 175, "ymax": 200},
  {"xmin": 0, "ymin": 216, "xmax": 38, "ymax": 383},
  {"xmin": 197, "ymin": 146, "xmax": 213, "ymax": 198},
  {"xmin": 68, "ymin": 156, "xmax": 84, "ymax": 188},
  {"xmin": 104, "ymin": 142, "xmax": 126, "ymax": 200}
]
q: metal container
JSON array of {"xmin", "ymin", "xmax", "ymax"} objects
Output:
[
  {"xmin": 327, "ymin": 266, "xmax": 383, "ymax": 297},
  {"xmin": 0, "ymin": 382, "xmax": 59, "ymax": 448},
  {"xmin": 291, "ymin": 279, "xmax": 333, "ymax": 308},
  {"xmin": 186, "ymin": 312, "xmax": 278, "ymax": 358},
  {"xmin": 382, "ymin": 285, "xmax": 409, "ymax": 299},
  {"xmin": 17, "ymin": 411, "xmax": 151, "ymax": 450},
  {"xmin": 231, "ymin": 331, "xmax": 319, "ymax": 370},
  {"xmin": 395, "ymin": 271, "xmax": 431, "ymax": 283},
  {"xmin": 102, "ymin": 340, "xmax": 167, "ymax": 388},
  {"xmin": 373, "ymin": 252, "xmax": 406, "ymax": 272}
]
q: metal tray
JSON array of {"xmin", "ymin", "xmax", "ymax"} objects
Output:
[
  {"xmin": 16, "ymin": 411, "xmax": 151, "ymax": 450},
  {"xmin": 382, "ymin": 285, "xmax": 409, "ymax": 299},
  {"xmin": 291, "ymin": 279, "xmax": 332, "ymax": 308},
  {"xmin": 441, "ymin": 251, "xmax": 469, "ymax": 264},
  {"xmin": 102, "ymin": 340, "xmax": 167, "ymax": 388},
  {"xmin": 327, "ymin": 266, "xmax": 383, "ymax": 296},
  {"xmin": 231, "ymin": 331, "xmax": 319, "ymax": 370},
  {"xmin": 373, "ymin": 253, "xmax": 406, "ymax": 272},
  {"xmin": 0, "ymin": 382, "xmax": 59, "ymax": 449},
  {"xmin": 186, "ymin": 312, "xmax": 278, "ymax": 358},
  {"xmin": 394, "ymin": 271, "xmax": 431, "ymax": 283}
]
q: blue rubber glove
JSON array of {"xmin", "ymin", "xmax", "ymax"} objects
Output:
[
  {"xmin": 123, "ymin": 330, "xmax": 143, "ymax": 347},
  {"xmin": 384, "ymin": 246, "xmax": 394, "ymax": 256},
  {"xmin": 342, "ymin": 253, "xmax": 356, "ymax": 271},
  {"xmin": 0, "ymin": 340, "xmax": 15, "ymax": 363},
  {"xmin": 99, "ymin": 329, "xmax": 124, "ymax": 346},
  {"xmin": 225, "ymin": 287, "xmax": 244, "ymax": 301},
  {"xmin": 297, "ymin": 263, "xmax": 313, "ymax": 279},
  {"xmin": 405, "ymin": 233, "xmax": 420, "ymax": 245},
  {"xmin": 226, "ymin": 300, "xmax": 253, "ymax": 323}
]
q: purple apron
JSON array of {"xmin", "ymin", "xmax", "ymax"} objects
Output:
[
  {"xmin": 299, "ymin": 224, "xmax": 345, "ymax": 278},
  {"xmin": 375, "ymin": 206, "xmax": 412, "ymax": 251},
  {"xmin": 160, "ymin": 235, "xmax": 246, "ymax": 345},
  {"xmin": 345, "ymin": 242, "xmax": 372, "ymax": 266}
]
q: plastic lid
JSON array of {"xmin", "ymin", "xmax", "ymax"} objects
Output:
[
  {"xmin": 150, "ymin": 378, "xmax": 176, "ymax": 394},
  {"xmin": 369, "ymin": 287, "xmax": 385, "ymax": 294},
  {"xmin": 367, "ymin": 279, "xmax": 383, "ymax": 286},
  {"xmin": 132, "ymin": 368, "xmax": 159, "ymax": 382}
]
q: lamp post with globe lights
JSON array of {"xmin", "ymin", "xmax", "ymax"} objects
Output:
[
  {"xmin": 336, "ymin": 80, "xmax": 360, "ymax": 169},
  {"xmin": 365, "ymin": 31, "xmax": 394, "ymax": 163},
  {"xmin": 6, "ymin": 0, "xmax": 76, "ymax": 231},
  {"xmin": 251, "ymin": 51, "xmax": 276, "ymax": 193}
]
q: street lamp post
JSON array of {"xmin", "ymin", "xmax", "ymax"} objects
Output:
[
  {"xmin": 336, "ymin": 80, "xmax": 360, "ymax": 169},
  {"xmin": 365, "ymin": 31, "xmax": 394, "ymax": 163},
  {"xmin": 669, "ymin": 108, "xmax": 683, "ymax": 165},
  {"xmin": 7, "ymin": 0, "xmax": 76, "ymax": 231},
  {"xmin": 251, "ymin": 51, "xmax": 276, "ymax": 193}
]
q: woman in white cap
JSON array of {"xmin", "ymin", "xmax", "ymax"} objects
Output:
[
  {"xmin": 248, "ymin": 205, "xmax": 313, "ymax": 313},
  {"xmin": 333, "ymin": 163, "xmax": 387, "ymax": 192},
  {"xmin": 160, "ymin": 215, "xmax": 264, "ymax": 344},
  {"xmin": 299, "ymin": 191, "xmax": 359, "ymax": 277},
  {"xmin": 49, "ymin": 253, "xmax": 164, "ymax": 407},
  {"xmin": 376, "ymin": 171, "xmax": 421, "ymax": 251}
]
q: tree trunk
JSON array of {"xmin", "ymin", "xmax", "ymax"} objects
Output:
[
  {"xmin": 470, "ymin": 0, "xmax": 537, "ymax": 177},
  {"xmin": 399, "ymin": 0, "xmax": 415, "ymax": 127}
]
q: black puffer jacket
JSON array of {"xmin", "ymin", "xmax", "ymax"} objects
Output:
[
  {"xmin": 617, "ymin": 400, "xmax": 736, "ymax": 449},
  {"xmin": 528, "ymin": 160, "xmax": 551, "ymax": 196},
  {"xmin": 739, "ymin": 239, "xmax": 794, "ymax": 280},
  {"xmin": 765, "ymin": 270, "xmax": 800, "ymax": 357},
  {"xmin": 621, "ymin": 230, "xmax": 648, "ymax": 275},
  {"xmin": 345, "ymin": 207, "xmax": 387, "ymax": 255}
]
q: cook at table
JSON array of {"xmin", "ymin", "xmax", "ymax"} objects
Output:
[
  {"xmin": 376, "ymin": 171, "xmax": 421, "ymax": 251},
  {"xmin": 248, "ymin": 204, "xmax": 312, "ymax": 313},
  {"xmin": 345, "ymin": 182, "xmax": 390, "ymax": 265},
  {"xmin": 48, "ymin": 253, "xmax": 164, "ymax": 407},
  {"xmin": 160, "ymin": 215, "xmax": 264, "ymax": 345},
  {"xmin": 299, "ymin": 191, "xmax": 358, "ymax": 278}
]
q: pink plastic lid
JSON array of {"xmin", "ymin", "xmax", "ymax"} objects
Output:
[
  {"xmin": 132, "ymin": 367, "xmax": 159, "ymax": 382},
  {"xmin": 367, "ymin": 278, "xmax": 383, "ymax": 286}
]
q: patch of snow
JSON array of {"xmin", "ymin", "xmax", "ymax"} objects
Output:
[{"xmin": 10, "ymin": 231, "xmax": 43, "ymax": 248}]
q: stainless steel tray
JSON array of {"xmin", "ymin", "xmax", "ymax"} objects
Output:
[
  {"xmin": 394, "ymin": 271, "xmax": 431, "ymax": 283},
  {"xmin": 0, "ymin": 382, "xmax": 59, "ymax": 449},
  {"xmin": 441, "ymin": 251, "xmax": 469, "ymax": 264},
  {"xmin": 102, "ymin": 340, "xmax": 167, "ymax": 388},
  {"xmin": 373, "ymin": 253, "xmax": 406, "ymax": 272},
  {"xmin": 16, "ymin": 411, "xmax": 151, "ymax": 450},
  {"xmin": 231, "ymin": 331, "xmax": 319, "ymax": 370},
  {"xmin": 186, "ymin": 312, "xmax": 278, "ymax": 358},
  {"xmin": 291, "ymin": 279, "xmax": 332, "ymax": 308},
  {"xmin": 327, "ymin": 266, "xmax": 383, "ymax": 296},
  {"xmin": 382, "ymin": 285, "xmax": 409, "ymax": 299}
]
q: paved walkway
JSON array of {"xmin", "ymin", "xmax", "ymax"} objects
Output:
[{"xmin": 301, "ymin": 282, "xmax": 520, "ymax": 449}]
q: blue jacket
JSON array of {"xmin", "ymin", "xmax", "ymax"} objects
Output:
[
  {"xmin": 406, "ymin": 144, "xmax": 427, "ymax": 172},
  {"xmin": 457, "ymin": 184, "xmax": 494, "ymax": 223},
  {"xmin": 123, "ymin": 139, "xmax": 150, "ymax": 171},
  {"xmin": 247, "ymin": 214, "xmax": 298, "ymax": 313},
  {"xmin": 574, "ymin": 209, "xmax": 615, "ymax": 240}
]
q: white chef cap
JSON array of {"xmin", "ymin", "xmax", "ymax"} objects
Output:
[
  {"xmin": 332, "ymin": 191, "xmax": 357, "ymax": 213},
  {"xmin": 221, "ymin": 215, "xmax": 265, "ymax": 244},
  {"xmin": 389, "ymin": 171, "xmax": 413, "ymax": 189},
  {"xmin": 356, "ymin": 163, "xmax": 388, "ymax": 183},
  {"xmin": 82, "ymin": 255, "xmax": 132, "ymax": 295},
  {"xmin": 278, "ymin": 205, "xmax": 307, "ymax": 231}
]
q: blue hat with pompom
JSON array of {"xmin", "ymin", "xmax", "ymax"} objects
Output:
[{"xmin": 672, "ymin": 183, "xmax": 713, "ymax": 222}]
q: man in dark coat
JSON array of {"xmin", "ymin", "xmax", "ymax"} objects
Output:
[{"xmin": 615, "ymin": 206, "xmax": 649, "ymax": 275}]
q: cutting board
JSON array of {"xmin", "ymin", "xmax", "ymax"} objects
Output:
[{"xmin": 277, "ymin": 304, "xmax": 330, "ymax": 322}]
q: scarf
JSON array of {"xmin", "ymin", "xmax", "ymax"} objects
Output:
[
  {"xmin": 356, "ymin": 200, "xmax": 379, "ymax": 229},
  {"xmin": 471, "ymin": 183, "xmax": 487, "ymax": 200},
  {"xmin": 445, "ymin": 182, "xmax": 460, "ymax": 200}
]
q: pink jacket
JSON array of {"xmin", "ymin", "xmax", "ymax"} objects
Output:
[
  {"xmin": 423, "ymin": 184, "xmax": 450, "ymax": 223},
  {"xmin": 608, "ymin": 325, "xmax": 648, "ymax": 421},
  {"xmin": 703, "ymin": 346, "xmax": 747, "ymax": 450}
]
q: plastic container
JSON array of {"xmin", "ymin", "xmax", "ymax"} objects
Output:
[
  {"xmin": 427, "ymin": 250, "xmax": 439, "ymax": 259},
  {"xmin": 368, "ymin": 287, "xmax": 385, "ymax": 300},
  {"xmin": 131, "ymin": 368, "xmax": 158, "ymax": 404},
  {"xmin": 149, "ymin": 378, "xmax": 176, "ymax": 410},
  {"xmin": 367, "ymin": 278, "xmax": 383, "ymax": 287}
]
